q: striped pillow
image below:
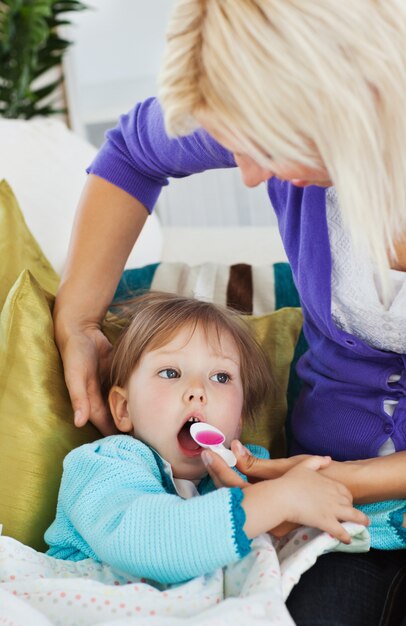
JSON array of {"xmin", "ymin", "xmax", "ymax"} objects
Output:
[{"xmin": 113, "ymin": 261, "xmax": 300, "ymax": 313}]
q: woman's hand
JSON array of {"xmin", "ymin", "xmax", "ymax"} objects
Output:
[
  {"xmin": 202, "ymin": 441, "xmax": 332, "ymax": 537},
  {"xmin": 227, "ymin": 454, "xmax": 369, "ymax": 543},
  {"xmin": 206, "ymin": 439, "xmax": 406, "ymax": 506},
  {"xmin": 202, "ymin": 440, "xmax": 321, "ymax": 487},
  {"xmin": 57, "ymin": 324, "xmax": 117, "ymax": 435}
]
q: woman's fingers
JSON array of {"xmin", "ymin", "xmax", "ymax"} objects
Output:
[
  {"xmin": 231, "ymin": 441, "xmax": 283, "ymax": 481},
  {"xmin": 65, "ymin": 362, "xmax": 94, "ymax": 427},
  {"xmin": 202, "ymin": 450, "xmax": 247, "ymax": 489},
  {"xmin": 63, "ymin": 328, "xmax": 116, "ymax": 435},
  {"xmin": 66, "ymin": 363, "xmax": 114, "ymax": 434},
  {"xmin": 231, "ymin": 440, "xmax": 331, "ymax": 481}
]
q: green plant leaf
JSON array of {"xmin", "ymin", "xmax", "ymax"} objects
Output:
[
  {"xmin": 0, "ymin": 0, "xmax": 88, "ymax": 118},
  {"xmin": 31, "ymin": 76, "xmax": 63, "ymax": 101}
]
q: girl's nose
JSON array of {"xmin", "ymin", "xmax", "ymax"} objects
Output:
[{"xmin": 183, "ymin": 383, "xmax": 206, "ymax": 404}]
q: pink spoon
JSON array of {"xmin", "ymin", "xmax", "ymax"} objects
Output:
[{"xmin": 190, "ymin": 422, "xmax": 237, "ymax": 467}]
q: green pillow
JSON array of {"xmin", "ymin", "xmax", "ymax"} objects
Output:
[
  {"xmin": 242, "ymin": 309, "xmax": 303, "ymax": 458},
  {"xmin": 0, "ymin": 179, "xmax": 59, "ymax": 308},
  {"xmin": 0, "ymin": 270, "xmax": 99, "ymax": 551}
]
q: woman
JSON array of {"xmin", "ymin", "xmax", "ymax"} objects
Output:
[{"xmin": 54, "ymin": 1, "xmax": 406, "ymax": 623}]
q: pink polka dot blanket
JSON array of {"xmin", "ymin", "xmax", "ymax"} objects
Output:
[{"xmin": 0, "ymin": 525, "xmax": 369, "ymax": 626}]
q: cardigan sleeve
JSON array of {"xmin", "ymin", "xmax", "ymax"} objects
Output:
[
  {"xmin": 357, "ymin": 500, "xmax": 406, "ymax": 550},
  {"xmin": 45, "ymin": 436, "xmax": 251, "ymax": 584},
  {"xmin": 87, "ymin": 96, "xmax": 236, "ymax": 213}
]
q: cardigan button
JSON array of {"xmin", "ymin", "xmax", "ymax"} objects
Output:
[
  {"xmin": 387, "ymin": 373, "xmax": 402, "ymax": 384},
  {"xmin": 384, "ymin": 423, "xmax": 393, "ymax": 434}
]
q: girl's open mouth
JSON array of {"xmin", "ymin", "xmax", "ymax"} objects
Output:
[{"xmin": 177, "ymin": 417, "xmax": 202, "ymax": 456}]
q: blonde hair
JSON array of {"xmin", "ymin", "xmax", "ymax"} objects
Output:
[
  {"xmin": 159, "ymin": 0, "xmax": 406, "ymax": 295},
  {"xmin": 110, "ymin": 292, "xmax": 273, "ymax": 423}
]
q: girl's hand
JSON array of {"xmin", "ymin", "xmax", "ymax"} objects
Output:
[
  {"xmin": 58, "ymin": 325, "xmax": 117, "ymax": 435},
  {"xmin": 202, "ymin": 446, "xmax": 300, "ymax": 537},
  {"xmin": 202, "ymin": 445, "xmax": 369, "ymax": 542},
  {"xmin": 239, "ymin": 456, "xmax": 369, "ymax": 543},
  {"xmin": 276, "ymin": 458, "xmax": 370, "ymax": 544}
]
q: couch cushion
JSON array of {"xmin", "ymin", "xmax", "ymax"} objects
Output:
[
  {"xmin": 0, "ymin": 180, "xmax": 59, "ymax": 309},
  {"xmin": 0, "ymin": 117, "xmax": 163, "ymax": 273},
  {"xmin": 0, "ymin": 270, "xmax": 99, "ymax": 551}
]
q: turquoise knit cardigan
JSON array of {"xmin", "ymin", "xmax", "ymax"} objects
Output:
[
  {"xmin": 45, "ymin": 435, "xmax": 405, "ymax": 585},
  {"xmin": 45, "ymin": 435, "xmax": 269, "ymax": 584}
]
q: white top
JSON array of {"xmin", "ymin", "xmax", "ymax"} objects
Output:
[
  {"xmin": 326, "ymin": 187, "xmax": 406, "ymax": 353},
  {"xmin": 326, "ymin": 188, "xmax": 406, "ymax": 456}
]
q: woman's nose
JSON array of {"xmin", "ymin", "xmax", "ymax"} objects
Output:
[
  {"xmin": 240, "ymin": 166, "xmax": 271, "ymax": 187},
  {"xmin": 234, "ymin": 154, "xmax": 273, "ymax": 187}
]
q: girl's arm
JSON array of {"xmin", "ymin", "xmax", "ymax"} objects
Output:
[
  {"xmin": 46, "ymin": 438, "xmax": 252, "ymax": 584},
  {"xmin": 46, "ymin": 439, "xmax": 367, "ymax": 584}
]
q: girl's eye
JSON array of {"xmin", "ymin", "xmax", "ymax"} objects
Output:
[
  {"xmin": 158, "ymin": 368, "xmax": 179, "ymax": 379},
  {"xmin": 210, "ymin": 372, "xmax": 230, "ymax": 384}
]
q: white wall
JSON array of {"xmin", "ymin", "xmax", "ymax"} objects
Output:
[
  {"xmin": 68, "ymin": 0, "xmax": 171, "ymax": 86},
  {"xmin": 64, "ymin": 0, "xmax": 174, "ymax": 134}
]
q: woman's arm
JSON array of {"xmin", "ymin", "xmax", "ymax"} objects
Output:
[
  {"xmin": 319, "ymin": 452, "xmax": 406, "ymax": 504},
  {"xmin": 54, "ymin": 98, "xmax": 236, "ymax": 433},
  {"xmin": 54, "ymin": 175, "xmax": 149, "ymax": 434},
  {"xmin": 204, "ymin": 441, "xmax": 406, "ymax": 504}
]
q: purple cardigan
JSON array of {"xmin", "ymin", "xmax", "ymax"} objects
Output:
[{"xmin": 89, "ymin": 97, "xmax": 406, "ymax": 462}]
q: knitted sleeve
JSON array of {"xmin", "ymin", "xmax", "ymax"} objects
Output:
[
  {"xmin": 46, "ymin": 437, "xmax": 251, "ymax": 584},
  {"xmin": 357, "ymin": 500, "xmax": 406, "ymax": 549},
  {"xmin": 87, "ymin": 96, "xmax": 236, "ymax": 212}
]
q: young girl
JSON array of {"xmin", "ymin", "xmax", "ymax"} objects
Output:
[{"xmin": 45, "ymin": 292, "xmax": 367, "ymax": 584}]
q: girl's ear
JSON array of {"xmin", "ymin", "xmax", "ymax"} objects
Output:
[{"xmin": 108, "ymin": 386, "xmax": 133, "ymax": 433}]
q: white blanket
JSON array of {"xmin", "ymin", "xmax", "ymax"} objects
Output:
[{"xmin": 0, "ymin": 524, "xmax": 369, "ymax": 626}]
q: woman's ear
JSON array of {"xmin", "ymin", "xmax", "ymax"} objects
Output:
[{"xmin": 108, "ymin": 386, "xmax": 133, "ymax": 433}]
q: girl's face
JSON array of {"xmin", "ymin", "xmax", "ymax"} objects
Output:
[{"xmin": 110, "ymin": 323, "xmax": 244, "ymax": 481}]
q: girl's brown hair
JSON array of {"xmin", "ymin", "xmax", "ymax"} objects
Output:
[{"xmin": 110, "ymin": 291, "xmax": 273, "ymax": 423}]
